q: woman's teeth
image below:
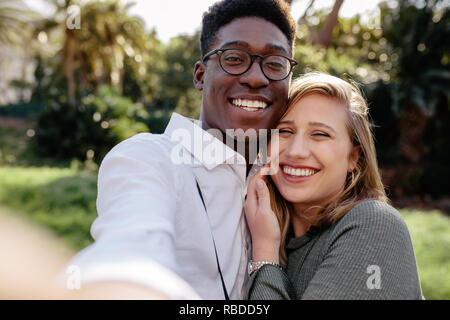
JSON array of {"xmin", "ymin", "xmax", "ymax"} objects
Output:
[
  {"xmin": 231, "ymin": 99, "xmax": 268, "ymax": 112},
  {"xmin": 283, "ymin": 166, "xmax": 317, "ymax": 177}
]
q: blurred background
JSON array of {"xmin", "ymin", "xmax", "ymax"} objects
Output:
[{"xmin": 0, "ymin": 0, "xmax": 448, "ymax": 299}]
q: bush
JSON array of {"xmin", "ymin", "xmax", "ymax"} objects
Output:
[
  {"xmin": 0, "ymin": 102, "xmax": 44, "ymax": 119},
  {"xmin": 32, "ymin": 86, "xmax": 149, "ymax": 164}
]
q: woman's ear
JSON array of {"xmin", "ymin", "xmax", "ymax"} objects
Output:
[
  {"xmin": 348, "ymin": 145, "xmax": 361, "ymax": 172},
  {"xmin": 193, "ymin": 61, "xmax": 205, "ymax": 91}
]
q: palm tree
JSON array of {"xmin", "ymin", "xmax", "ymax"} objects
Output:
[
  {"xmin": 0, "ymin": 0, "xmax": 38, "ymax": 46},
  {"xmin": 36, "ymin": 0, "xmax": 149, "ymax": 104},
  {"xmin": 75, "ymin": 0, "xmax": 148, "ymax": 92}
]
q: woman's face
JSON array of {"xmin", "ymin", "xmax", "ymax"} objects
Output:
[{"xmin": 270, "ymin": 93, "xmax": 360, "ymax": 210}]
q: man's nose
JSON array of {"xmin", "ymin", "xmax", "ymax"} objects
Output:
[{"xmin": 239, "ymin": 59, "xmax": 270, "ymax": 88}]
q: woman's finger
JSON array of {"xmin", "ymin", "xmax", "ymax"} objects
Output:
[{"xmin": 255, "ymin": 179, "xmax": 272, "ymax": 214}]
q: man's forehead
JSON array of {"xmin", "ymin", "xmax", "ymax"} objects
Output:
[{"xmin": 214, "ymin": 17, "xmax": 291, "ymax": 54}]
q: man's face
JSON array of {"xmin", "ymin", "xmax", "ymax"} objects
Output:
[{"xmin": 194, "ymin": 17, "xmax": 292, "ymax": 135}]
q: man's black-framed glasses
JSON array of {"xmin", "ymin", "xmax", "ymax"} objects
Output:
[{"xmin": 202, "ymin": 48, "xmax": 298, "ymax": 81}]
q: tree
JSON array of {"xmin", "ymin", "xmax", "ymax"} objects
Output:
[
  {"xmin": 289, "ymin": 0, "xmax": 345, "ymax": 47},
  {"xmin": 377, "ymin": 0, "xmax": 449, "ymax": 196},
  {"xmin": 35, "ymin": 0, "xmax": 149, "ymax": 105},
  {"xmin": 0, "ymin": 0, "xmax": 38, "ymax": 46},
  {"xmin": 158, "ymin": 32, "xmax": 202, "ymax": 119}
]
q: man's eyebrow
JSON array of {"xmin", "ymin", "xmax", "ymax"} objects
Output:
[
  {"xmin": 220, "ymin": 41, "xmax": 288, "ymax": 54},
  {"xmin": 264, "ymin": 43, "xmax": 288, "ymax": 54},
  {"xmin": 309, "ymin": 121, "xmax": 337, "ymax": 134},
  {"xmin": 220, "ymin": 41, "xmax": 250, "ymax": 49}
]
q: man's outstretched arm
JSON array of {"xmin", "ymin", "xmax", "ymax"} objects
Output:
[{"xmin": 63, "ymin": 134, "xmax": 200, "ymax": 299}]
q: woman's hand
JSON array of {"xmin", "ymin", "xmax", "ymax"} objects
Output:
[{"xmin": 244, "ymin": 170, "xmax": 281, "ymax": 264}]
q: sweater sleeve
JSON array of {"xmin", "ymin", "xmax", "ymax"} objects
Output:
[
  {"xmin": 246, "ymin": 264, "xmax": 296, "ymax": 300},
  {"xmin": 301, "ymin": 200, "xmax": 423, "ymax": 300}
]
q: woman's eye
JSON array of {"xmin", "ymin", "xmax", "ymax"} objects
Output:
[
  {"xmin": 278, "ymin": 129, "xmax": 293, "ymax": 134},
  {"xmin": 312, "ymin": 132, "xmax": 330, "ymax": 137}
]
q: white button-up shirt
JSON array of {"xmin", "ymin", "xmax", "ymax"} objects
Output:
[{"xmin": 67, "ymin": 112, "xmax": 255, "ymax": 299}]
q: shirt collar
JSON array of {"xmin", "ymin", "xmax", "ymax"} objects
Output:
[{"xmin": 164, "ymin": 112, "xmax": 246, "ymax": 170}]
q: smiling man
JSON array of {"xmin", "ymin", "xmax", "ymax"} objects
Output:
[{"xmin": 65, "ymin": 0, "xmax": 297, "ymax": 299}]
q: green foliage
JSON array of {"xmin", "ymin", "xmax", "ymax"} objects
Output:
[
  {"xmin": 379, "ymin": 0, "xmax": 450, "ymax": 114},
  {"xmin": 158, "ymin": 33, "xmax": 202, "ymax": 119},
  {"xmin": 401, "ymin": 209, "xmax": 450, "ymax": 300},
  {"xmin": 32, "ymin": 0, "xmax": 156, "ymax": 104},
  {"xmin": 0, "ymin": 166, "xmax": 97, "ymax": 250},
  {"xmin": 0, "ymin": 122, "xmax": 73, "ymax": 167},
  {"xmin": 294, "ymin": 1, "xmax": 450, "ymax": 197},
  {"xmin": 294, "ymin": 10, "xmax": 389, "ymax": 82},
  {"xmin": 420, "ymin": 97, "xmax": 450, "ymax": 197},
  {"xmin": 372, "ymin": 0, "xmax": 450, "ymax": 196},
  {"xmin": 122, "ymin": 30, "xmax": 166, "ymax": 105},
  {"xmin": 146, "ymin": 109, "xmax": 172, "ymax": 134},
  {"xmin": 0, "ymin": 102, "xmax": 44, "ymax": 119},
  {"xmin": 0, "ymin": 126, "xmax": 29, "ymax": 166},
  {"xmin": 0, "ymin": 0, "xmax": 38, "ymax": 46},
  {"xmin": 32, "ymin": 85, "xmax": 149, "ymax": 164}
]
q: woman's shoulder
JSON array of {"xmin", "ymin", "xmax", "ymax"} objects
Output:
[
  {"xmin": 329, "ymin": 199, "xmax": 410, "ymax": 241},
  {"xmin": 314, "ymin": 200, "xmax": 422, "ymax": 300},
  {"xmin": 342, "ymin": 199, "xmax": 405, "ymax": 226}
]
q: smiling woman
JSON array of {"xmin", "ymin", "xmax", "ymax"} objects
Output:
[{"xmin": 244, "ymin": 72, "xmax": 423, "ymax": 300}]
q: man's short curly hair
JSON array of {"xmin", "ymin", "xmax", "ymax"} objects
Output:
[{"xmin": 200, "ymin": 0, "xmax": 296, "ymax": 57}]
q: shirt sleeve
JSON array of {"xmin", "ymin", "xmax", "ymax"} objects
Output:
[
  {"xmin": 246, "ymin": 264, "xmax": 296, "ymax": 300},
  {"xmin": 301, "ymin": 201, "xmax": 423, "ymax": 300},
  {"xmin": 63, "ymin": 134, "xmax": 200, "ymax": 299}
]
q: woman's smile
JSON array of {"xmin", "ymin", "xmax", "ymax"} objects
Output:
[{"xmin": 279, "ymin": 162, "xmax": 320, "ymax": 183}]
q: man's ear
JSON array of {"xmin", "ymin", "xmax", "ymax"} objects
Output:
[
  {"xmin": 348, "ymin": 145, "xmax": 361, "ymax": 172},
  {"xmin": 193, "ymin": 61, "xmax": 205, "ymax": 91}
]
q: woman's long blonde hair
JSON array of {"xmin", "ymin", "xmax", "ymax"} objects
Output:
[{"xmin": 268, "ymin": 72, "xmax": 389, "ymax": 264}]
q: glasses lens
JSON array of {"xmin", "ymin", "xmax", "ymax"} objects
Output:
[
  {"xmin": 262, "ymin": 55, "xmax": 290, "ymax": 80},
  {"xmin": 220, "ymin": 49, "xmax": 251, "ymax": 74}
]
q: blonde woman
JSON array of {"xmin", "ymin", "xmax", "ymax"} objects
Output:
[{"xmin": 244, "ymin": 72, "xmax": 423, "ymax": 300}]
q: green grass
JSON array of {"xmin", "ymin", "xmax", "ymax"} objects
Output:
[
  {"xmin": 0, "ymin": 165, "xmax": 449, "ymax": 299},
  {"xmin": 399, "ymin": 209, "xmax": 450, "ymax": 300},
  {"xmin": 0, "ymin": 166, "xmax": 97, "ymax": 250}
]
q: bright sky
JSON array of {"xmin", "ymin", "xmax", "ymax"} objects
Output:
[{"xmin": 25, "ymin": 0, "xmax": 383, "ymax": 43}]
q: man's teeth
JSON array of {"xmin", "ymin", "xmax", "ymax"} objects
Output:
[
  {"xmin": 232, "ymin": 99, "xmax": 268, "ymax": 111},
  {"xmin": 283, "ymin": 166, "xmax": 317, "ymax": 177}
]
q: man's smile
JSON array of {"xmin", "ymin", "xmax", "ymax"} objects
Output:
[{"xmin": 229, "ymin": 95, "xmax": 272, "ymax": 112}]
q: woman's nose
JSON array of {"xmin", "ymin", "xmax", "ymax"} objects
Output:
[{"xmin": 285, "ymin": 134, "xmax": 311, "ymax": 159}]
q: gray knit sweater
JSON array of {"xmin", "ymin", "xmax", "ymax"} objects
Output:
[{"xmin": 246, "ymin": 200, "xmax": 423, "ymax": 300}]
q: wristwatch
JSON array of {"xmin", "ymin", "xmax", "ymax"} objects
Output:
[{"xmin": 248, "ymin": 260, "xmax": 282, "ymax": 276}]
